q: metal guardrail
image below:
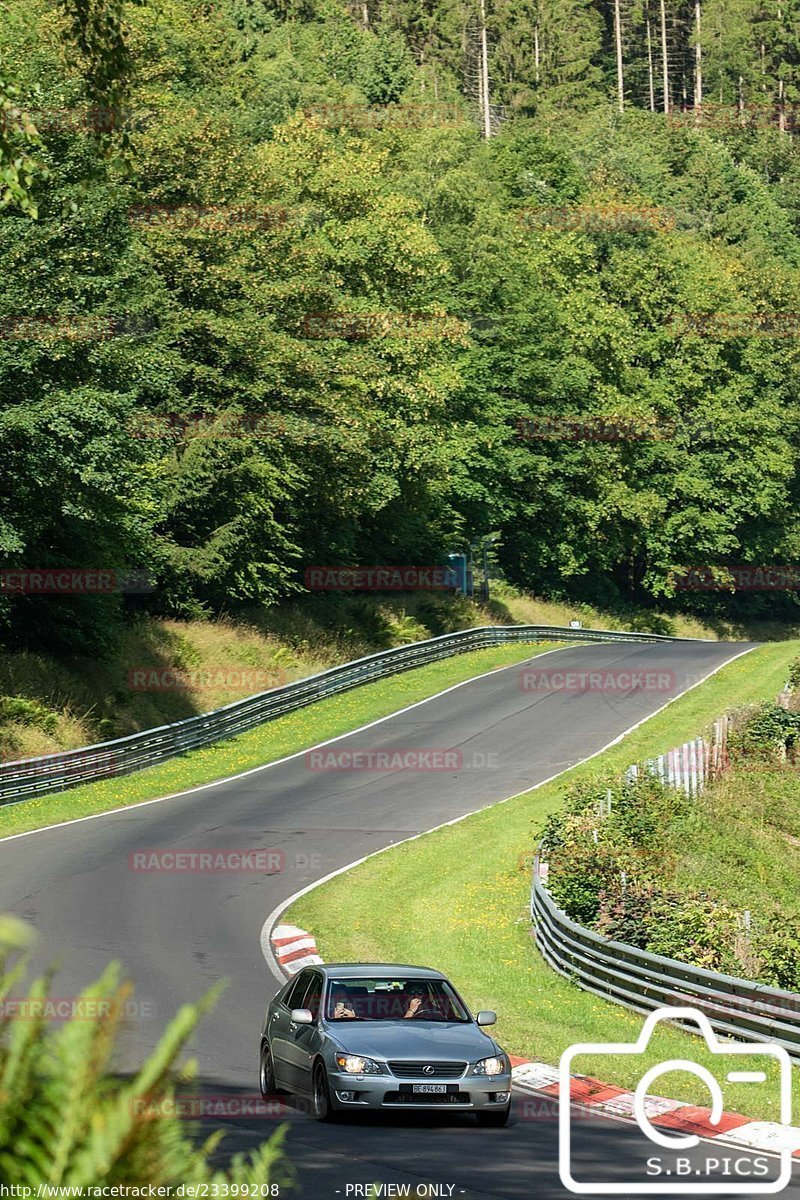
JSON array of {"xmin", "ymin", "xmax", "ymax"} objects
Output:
[
  {"xmin": 532, "ymin": 863, "xmax": 800, "ymax": 1059},
  {"xmin": 0, "ymin": 622, "xmax": 705, "ymax": 806}
]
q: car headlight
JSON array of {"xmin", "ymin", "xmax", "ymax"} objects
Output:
[
  {"xmin": 334, "ymin": 1053, "xmax": 383, "ymax": 1074},
  {"xmin": 473, "ymin": 1055, "xmax": 508, "ymax": 1076}
]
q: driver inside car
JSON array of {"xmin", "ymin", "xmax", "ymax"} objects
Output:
[{"xmin": 403, "ymin": 984, "xmax": 439, "ymax": 1018}]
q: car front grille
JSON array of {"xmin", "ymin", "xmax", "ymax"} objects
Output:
[
  {"xmin": 383, "ymin": 1090, "xmax": 471, "ymax": 1106},
  {"xmin": 388, "ymin": 1060, "xmax": 467, "ymax": 1079}
]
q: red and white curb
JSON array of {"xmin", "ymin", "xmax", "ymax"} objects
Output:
[
  {"xmin": 270, "ymin": 923, "xmax": 323, "ymax": 974},
  {"xmin": 510, "ymin": 1058, "xmax": 800, "ymax": 1156}
]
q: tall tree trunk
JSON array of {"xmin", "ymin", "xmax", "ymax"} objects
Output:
[
  {"xmin": 361, "ymin": 0, "xmax": 369, "ymax": 28},
  {"xmin": 777, "ymin": 77, "xmax": 786, "ymax": 132},
  {"xmin": 534, "ymin": 22, "xmax": 540, "ymax": 84},
  {"xmin": 659, "ymin": 0, "xmax": 669, "ymax": 113},
  {"xmin": 614, "ymin": 0, "xmax": 624, "ymax": 111},
  {"xmin": 694, "ymin": 0, "xmax": 702, "ymax": 109},
  {"xmin": 479, "ymin": 0, "xmax": 492, "ymax": 138},
  {"xmin": 646, "ymin": 11, "xmax": 656, "ymax": 111},
  {"xmin": 778, "ymin": 4, "xmax": 787, "ymax": 132}
]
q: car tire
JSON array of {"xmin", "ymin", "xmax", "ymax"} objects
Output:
[
  {"xmin": 476, "ymin": 1104, "xmax": 511, "ymax": 1127},
  {"xmin": 259, "ymin": 1041, "xmax": 278, "ymax": 1100},
  {"xmin": 312, "ymin": 1061, "xmax": 336, "ymax": 1122}
]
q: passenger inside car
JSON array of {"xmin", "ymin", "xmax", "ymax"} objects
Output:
[{"xmin": 330, "ymin": 987, "xmax": 356, "ymax": 1019}]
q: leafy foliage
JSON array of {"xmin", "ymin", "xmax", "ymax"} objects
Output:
[
  {"xmin": 0, "ymin": 915, "xmax": 293, "ymax": 1188},
  {"xmin": 540, "ymin": 772, "xmax": 743, "ymax": 970},
  {"xmin": 728, "ymin": 703, "xmax": 800, "ymax": 759},
  {"xmin": 4, "ymin": 0, "xmax": 800, "ymax": 659}
]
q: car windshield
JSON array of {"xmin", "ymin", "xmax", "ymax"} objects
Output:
[{"xmin": 325, "ymin": 977, "xmax": 470, "ymax": 1022}]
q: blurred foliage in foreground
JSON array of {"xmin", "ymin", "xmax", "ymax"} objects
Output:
[{"xmin": 0, "ymin": 915, "xmax": 292, "ymax": 1188}]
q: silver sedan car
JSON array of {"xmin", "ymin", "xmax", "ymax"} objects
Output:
[{"xmin": 259, "ymin": 963, "xmax": 512, "ymax": 1125}]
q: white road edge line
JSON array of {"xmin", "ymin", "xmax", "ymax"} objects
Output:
[
  {"xmin": 0, "ymin": 641, "xmax": 576, "ymax": 845},
  {"xmin": 259, "ymin": 643, "xmax": 756, "ymax": 984}
]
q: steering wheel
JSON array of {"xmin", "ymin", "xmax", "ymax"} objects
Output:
[{"xmin": 411, "ymin": 1003, "xmax": 444, "ymax": 1019}]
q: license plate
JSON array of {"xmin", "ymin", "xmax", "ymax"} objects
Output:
[{"xmin": 412, "ymin": 1083, "xmax": 447, "ymax": 1094}]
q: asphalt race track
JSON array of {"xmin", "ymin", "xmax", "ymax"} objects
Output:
[{"xmin": 3, "ymin": 638, "xmax": 794, "ymax": 1200}]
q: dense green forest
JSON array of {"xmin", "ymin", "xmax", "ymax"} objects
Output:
[{"xmin": 2, "ymin": 0, "xmax": 800, "ymax": 656}]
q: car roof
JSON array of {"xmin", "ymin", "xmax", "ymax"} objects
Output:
[{"xmin": 317, "ymin": 963, "xmax": 446, "ymax": 979}]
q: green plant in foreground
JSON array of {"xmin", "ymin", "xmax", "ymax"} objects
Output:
[{"xmin": 0, "ymin": 916, "xmax": 293, "ymax": 1189}]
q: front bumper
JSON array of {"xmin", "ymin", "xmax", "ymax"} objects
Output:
[{"xmin": 327, "ymin": 1068, "xmax": 512, "ymax": 1111}]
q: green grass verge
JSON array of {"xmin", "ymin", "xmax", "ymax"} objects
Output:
[
  {"xmin": 674, "ymin": 764, "xmax": 800, "ymax": 919},
  {"xmin": 288, "ymin": 640, "xmax": 800, "ymax": 1125},
  {"xmin": 0, "ymin": 643, "xmax": 560, "ymax": 840}
]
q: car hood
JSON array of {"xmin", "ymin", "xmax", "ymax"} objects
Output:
[{"xmin": 328, "ymin": 1021, "xmax": 501, "ymax": 1061}]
